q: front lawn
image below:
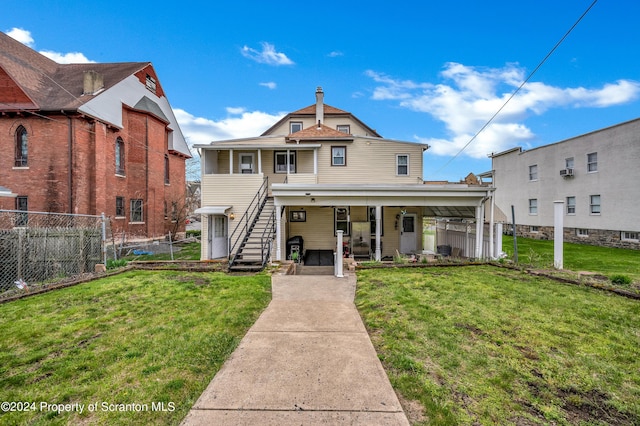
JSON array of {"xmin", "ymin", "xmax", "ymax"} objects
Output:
[
  {"xmin": 356, "ymin": 266, "xmax": 640, "ymax": 425},
  {"xmin": 0, "ymin": 270, "xmax": 271, "ymax": 425}
]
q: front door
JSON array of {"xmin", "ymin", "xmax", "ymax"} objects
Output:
[
  {"xmin": 208, "ymin": 215, "xmax": 228, "ymax": 259},
  {"xmin": 400, "ymin": 214, "xmax": 417, "ymax": 253}
]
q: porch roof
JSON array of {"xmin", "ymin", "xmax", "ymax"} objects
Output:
[
  {"xmin": 194, "ymin": 205, "xmax": 232, "ymax": 215},
  {"xmin": 272, "ymin": 183, "xmax": 493, "ymax": 218}
]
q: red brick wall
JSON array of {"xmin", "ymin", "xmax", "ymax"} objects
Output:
[{"xmin": 0, "ymin": 107, "xmax": 186, "ymax": 239}]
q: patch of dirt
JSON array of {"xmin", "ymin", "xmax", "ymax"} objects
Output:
[
  {"xmin": 454, "ymin": 322, "xmax": 484, "ymax": 336},
  {"xmin": 395, "ymin": 392, "xmax": 427, "ymax": 424},
  {"xmin": 77, "ymin": 333, "xmax": 102, "ymax": 348},
  {"xmin": 558, "ymin": 388, "xmax": 635, "ymax": 426}
]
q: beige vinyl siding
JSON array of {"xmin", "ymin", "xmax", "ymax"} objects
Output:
[
  {"xmin": 283, "ymin": 206, "xmax": 414, "ymax": 258},
  {"xmin": 200, "ymin": 174, "xmax": 265, "ymax": 258},
  {"xmin": 317, "ymin": 138, "xmax": 423, "ymax": 184}
]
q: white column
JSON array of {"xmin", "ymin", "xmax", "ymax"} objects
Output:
[
  {"xmin": 275, "ymin": 201, "xmax": 282, "ymax": 261},
  {"xmin": 258, "ymin": 149, "xmax": 262, "ymax": 175},
  {"xmin": 229, "ymin": 149, "xmax": 233, "ymax": 175},
  {"xmin": 475, "ymin": 205, "xmax": 483, "ymax": 259},
  {"xmin": 336, "ymin": 230, "xmax": 344, "ymax": 277},
  {"xmin": 286, "ymin": 149, "xmax": 290, "ymax": 175},
  {"xmin": 375, "ymin": 205, "xmax": 382, "ymax": 261},
  {"xmin": 313, "ymin": 149, "xmax": 318, "ymax": 176},
  {"xmin": 489, "ymin": 192, "xmax": 495, "ymax": 259},
  {"xmin": 495, "ymin": 223, "xmax": 503, "ymax": 257},
  {"xmin": 554, "ymin": 200, "xmax": 564, "ymax": 269}
]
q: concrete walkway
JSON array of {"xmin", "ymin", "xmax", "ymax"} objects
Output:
[{"xmin": 181, "ymin": 273, "xmax": 409, "ymax": 425}]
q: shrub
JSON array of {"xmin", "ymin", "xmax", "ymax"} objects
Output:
[
  {"xmin": 610, "ymin": 274, "xmax": 632, "ymax": 286},
  {"xmin": 107, "ymin": 259, "xmax": 128, "ymax": 269}
]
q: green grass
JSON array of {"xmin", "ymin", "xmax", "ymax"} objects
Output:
[
  {"xmin": 356, "ymin": 266, "xmax": 640, "ymax": 425},
  {"xmin": 502, "ymin": 236, "xmax": 640, "ymax": 282},
  {"xmin": 0, "ymin": 270, "xmax": 271, "ymax": 425}
]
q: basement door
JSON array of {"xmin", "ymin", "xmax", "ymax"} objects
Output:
[
  {"xmin": 208, "ymin": 215, "xmax": 228, "ymax": 259},
  {"xmin": 400, "ymin": 214, "xmax": 417, "ymax": 253}
]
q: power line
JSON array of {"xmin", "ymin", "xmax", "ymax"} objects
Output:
[{"xmin": 429, "ymin": 0, "xmax": 599, "ymax": 178}]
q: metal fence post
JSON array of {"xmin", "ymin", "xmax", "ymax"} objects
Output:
[{"xmin": 101, "ymin": 213, "xmax": 107, "ymax": 265}]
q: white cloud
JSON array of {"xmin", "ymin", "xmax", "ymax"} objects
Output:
[
  {"xmin": 259, "ymin": 81, "xmax": 277, "ymax": 90},
  {"xmin": 241, "ymin": 42, "xmax": 294, "ymax": 66},
  {"xmin": 174, "ymin": 108, "xmax": 285, "ymax": 146},
  {"xmin": 6, "ymin": 27, "xmax": 34, "ymax": 46},
  {"xmin": 367, "ymin": 63, "xmax": 640, "ymax": 158},
  {"xmin": 39, "ymin": 50, "xmax": 94, "ymax": 64},
  {"xmin": 328, "ymin": 51, "xmax": 343, "ymax": 57},
  {"xmin": 6, "ymin": 27, "xmax": 94, "ymax": 64}
]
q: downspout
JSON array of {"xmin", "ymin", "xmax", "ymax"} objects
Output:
[{"xmin": 67, "ymin": 115, "xmax": 73, "ymax": 213}]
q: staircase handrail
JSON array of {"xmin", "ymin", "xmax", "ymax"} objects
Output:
[
  {"xmin": 256, "ymin": 203, "xmax": 277, "ymax": 266},
  {"xmin": 228, "ymin": 177, "xmax": 269, "ymax": 260}
]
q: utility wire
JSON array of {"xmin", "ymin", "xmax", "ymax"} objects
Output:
[{"xmin": 430, "ymin": 0, "xmax": 599, "ymax": 178}]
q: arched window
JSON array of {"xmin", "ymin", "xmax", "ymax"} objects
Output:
[
  {"xmin": 115, "ymin": 137, "xmax": 125, "ymax": 175},
  {"xmin": 15, "ymin": 126, "xmax": 28, "ymax": 167}
]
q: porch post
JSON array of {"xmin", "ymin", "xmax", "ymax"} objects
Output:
[
  {"xmin": 475, "ymin": 205, "xmax": 483, "ymax": 259},
  {"xmin": 229, "ymin": 149, "xmax": 234, "ymax": 175},
  {"xmin": 336, "ymin": 230, "xmax": 344, "ymax": 277},
  {"xmin": 286, "ymin": 149, "xmax": 290, "ymax": 175},
  {"xmin": 275, "ymin": 201, "xmax": 282, "ymax": 261},
  {"xmin": 313, "ymin": 148, "xmax": 318, "ymax": 175},
  {"xmin": 375, "ymin": 205, "xmax": 382, "ymax": 261},
  {"xmin": 258, "ymin": 149, "xmax": 262, "ymax": 174},
  {"xmin": 489, "ymin": 191, "xmax": 495, "ymax": 258}
]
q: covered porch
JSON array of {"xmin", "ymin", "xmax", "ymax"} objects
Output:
[{"xmin": 272, "ymin": 183, "xmax": 495, "ymax": 263}]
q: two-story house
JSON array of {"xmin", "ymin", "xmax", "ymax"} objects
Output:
[
  {"xmin": 0, "ymin": 31, "xmax": 191, "ymax": 239},
  {"xmin": 491, "ymin": 117, "xmax": 640, "ymax": 249},
  {"xmin": 196, "ymin": 87, "xmax": 495, "ymax": 270}
]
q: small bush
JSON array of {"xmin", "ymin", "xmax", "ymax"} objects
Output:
[
  {"xmin": 186, "ymin": 230, "xmax": 201, "ymax": 238},
  {"xmin": 610, "ymin": 274, "xmax": 632, "ymax": 286},
  {"xmin": 107, "ymin": 259, "xmax": 128, "ymax": 269}
]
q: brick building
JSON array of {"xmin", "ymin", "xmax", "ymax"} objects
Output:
[{"xmin": 0, "ymin": 31, "xmax": 191, "ymax": 238}]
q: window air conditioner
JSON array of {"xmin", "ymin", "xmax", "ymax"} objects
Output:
[{"xmin": 560, "ymin": 168, "xmax": 574, "ymax": 177}]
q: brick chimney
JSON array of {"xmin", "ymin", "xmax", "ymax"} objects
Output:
[
  {"xmin": 83, "ymin": 70, "xmax": 104, "ymax": 95},
  {"xmin": 315, "ymin": 86, "xmax": 324, "ymax": 127}
]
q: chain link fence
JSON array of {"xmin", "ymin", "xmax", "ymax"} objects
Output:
[{"xmin": 0, "ymin": 210, "xmax": 106, "ymax": 296}]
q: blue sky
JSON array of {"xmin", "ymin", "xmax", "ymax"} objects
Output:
[{"xmin": 3, "ymin": 0, "xmax": 640, "ymax": 181}]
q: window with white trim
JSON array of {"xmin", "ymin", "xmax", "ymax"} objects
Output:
[
  {"xmin": 336, "ymin": 124, "xmax": 350, "ymax": 134},
  {"xmin": 565, "ymin": 157, "xmax": 574, "ymax": 169},
  {"xmin": 396, "ymin": 154, "xmax": 409, "ymax": 176},
  {"xmin": 587, "ymin": 152, "xmax": 598, "ymax": 172},
  {"xmin": 566, "ymin": 196, "xmax": 576, "ymax": 215},
  {"xmin": 290, "ymin": 122, "xmax": 303, "ymax": 133},
  {"xmin": 274, "ymin": 151, "xmax": 296, "ymax": 173},
  {"xmin": 528, "ymin": 164, "xmax": 538, "ymax": 181},
  {"xmin": 530, "ymin": 226, "xmax": 539, "ymax": 233},
  {"xmin": 590, "ymin": 194, "xmax": 601, "ymax": 215},
  {"xmin": 621, "ymin": 231, "xmax": 639, "ymax": 241},
  {"xmin": 577, "ymin": 228, "xmax": 589, "ymax": 237},
  {"xmin": 529, "ymin": 199, "xmax": 538, "ymax": 215},
  {"xmin": 331, "ymin": 146, "xmax": 346, "ymax": 166}
]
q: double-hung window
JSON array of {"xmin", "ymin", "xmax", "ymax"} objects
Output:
[
  {"xmin": 274, "ymin": 151, "xmax": 296, "ymax": 173},
  {"xmin": 590, "ymin": 195, "xmax": 601, "ymax": 215},
  {"xmin": 529, "ymin": 199, "xmax": 538, "ymax": 215},
  {"xmin": 587, "ymin": 152, "xmax": 598, "ymax": 172},
  {"xmin": 290, "ymin": 122, "xmax": 303, "ymax": 133},
  {"xmin": 566, "ymin": 196, "xmax": 576, "ymax": 214},
  {"xmin": 336, "ymin": 125, "xmax": 350, "ymax": 134},
  {"xmin": 116, "ymin": 196, "xmax": 125, "ymax": 217},
  {"xmin": 528, "ymin": 164, "xmax": 538, "ymax": 181},
  {"xmin": 130, "ymin": 199, "xmax": 143, "ymax": 223},
  {"xmin": 331, "ymin": 146, "xmax": 346, "ymax": 166},
  {"xmin": 396, "ymin": 154, "xmax": 409, "ymax": 176}
]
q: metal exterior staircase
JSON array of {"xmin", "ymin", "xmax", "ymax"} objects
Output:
[{"xmin": 228, "ymin": 179, "xmax": 276, "ymax": 272}]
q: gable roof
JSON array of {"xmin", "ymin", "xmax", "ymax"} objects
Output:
[
  {"xmin": 286, "ymin": 123, "xmax": 354, "ymax": 141},
  {"xmin": 0, "ymin": 31, "xmax": 149, "ymax": 111},
  {"xmin": 261, "ymin": 102, "xmax": 382, "ymax": 137}
]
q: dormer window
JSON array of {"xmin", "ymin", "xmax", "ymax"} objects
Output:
[
  {"xmin": 337, "ymin": 125, "xmax": 350, "ymax": 134},
  {"xmin": 145, "ymin": 75, "xmax": 157, "ymax": 94},
  {"xmin": 290, "ymin": 122, "xmax": 303, "ymax": 133}
]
